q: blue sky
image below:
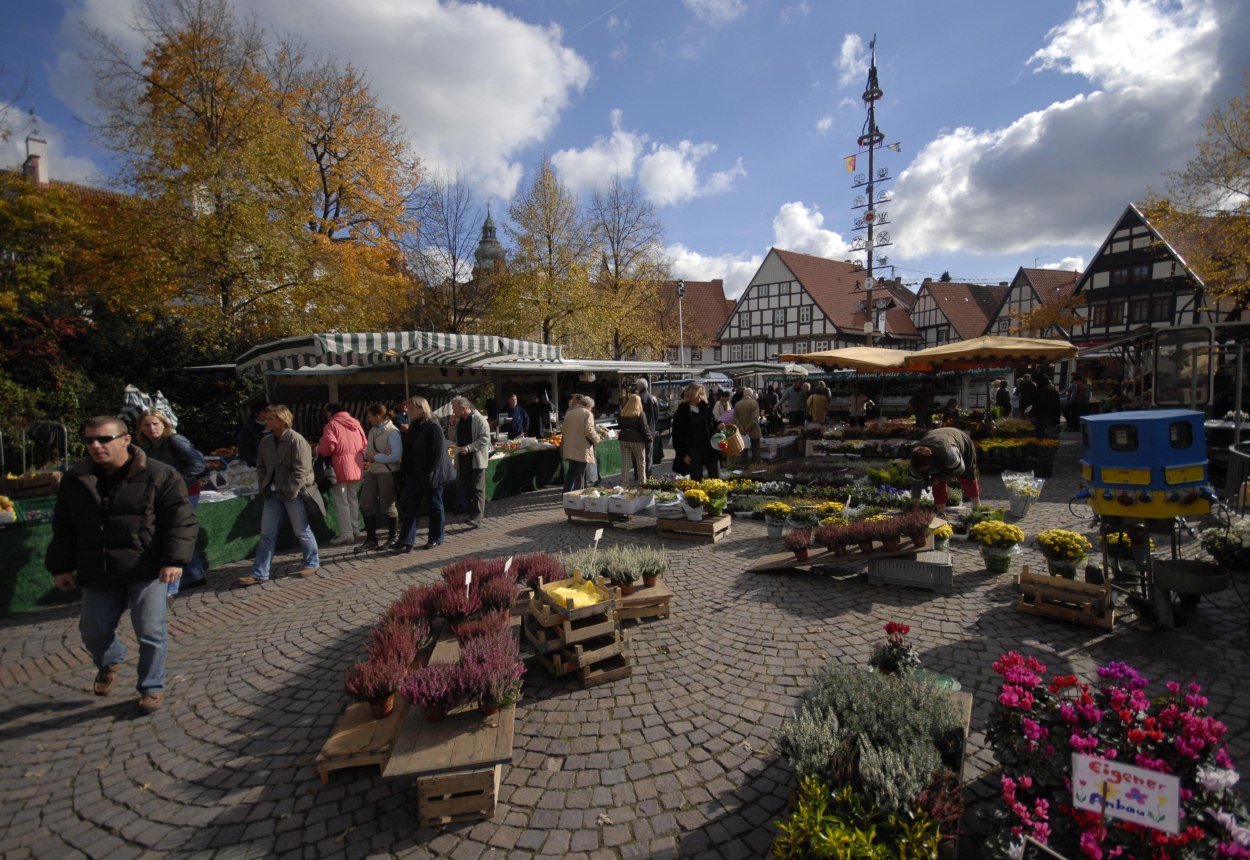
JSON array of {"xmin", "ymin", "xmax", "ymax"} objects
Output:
[{"xmin": 4, "ymin": 0, "xmax": 1250, "ymax": 299}]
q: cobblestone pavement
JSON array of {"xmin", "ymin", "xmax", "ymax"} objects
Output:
[{"xmin": 2, "ymin": 437, "xmax": 1248, "ymax": 859}]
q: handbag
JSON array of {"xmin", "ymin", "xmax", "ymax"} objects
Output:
[{"xmin": 314, "ymin": 455, "xmax": 336, "ymax": 492}]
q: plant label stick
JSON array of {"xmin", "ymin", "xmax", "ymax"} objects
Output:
[
  {"xmin": 464, "ymin": 569, "xmax": 472, "ymax": 600},
  {"xmin": 503, "ymin": 556, "xmax": 513, "ymax": 576}
]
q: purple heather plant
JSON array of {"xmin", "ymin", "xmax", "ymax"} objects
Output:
[
  {"xmin": 344, "ymin": 656, "xmax": 408, "ymax": 702},
  {"xmin": 366, "ymin": 616, "xmax": 426, "ymax": 666},
  {"xmin": 386, "ymin": 583, "xmax": 442, "ymax": 625},
  {"xmin": 432, "ymin": 580, "xmax": 483, "ymax": 620},
  {"xmin": 460, "ymin": 630, "xmax": 525, "ymax": 705},
  {"xmin": 451, "ymin": 609, "xmax": 511, "ymax": 644},
  {"xmin": 478, "ymin": 575, "xmax": 522, "ymax": 613},
  {"xmin": 400, "ymin": 661, "xmax": 464, "ymax": 712},
  {"xmin": 514, "ymin": 553, "xmax": 565, "ymax": 591},
  {"xmin": 783, "ymin": 529, "xmax": 814, "ymax": 551}
]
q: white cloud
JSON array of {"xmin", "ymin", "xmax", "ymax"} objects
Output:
[
  {"xmin": 552, "ymin": 110, "xmax": 647, "ymax": 196},
  {"xmin": 836, "ymin": 33, "xmax": 865, "ymax": 88},
  {"xmin": 780, "ymin": 1, "xmax": 810, "ymax": 24},
  {"xmin": 49, "ymin": 0, "xmax": 592, "ymax": 202},
  {"xmin": 684, "ymin": 0, "xmax": 747, "ymax": 26},
  {"xmin": 772, "ymin": 201, "xmax": 852, "ymax": 260},
  {"xmin": 893, "ymin": 0, "xmax": 1231, "ymax": 258},
  {"xmin": 667, "ymin": 243, "xmax": 762, "ymax": 299},
  {"xmin": 815, "ymin": 116, "xmax": 833, "ymax": 134},
  {"xmin": 639, "ymin": 140, "xmax": 744, "ymax": 206},
  {"xmin": 1042, "ymin": 256, "xmax": 1086, "ymax": 272}
]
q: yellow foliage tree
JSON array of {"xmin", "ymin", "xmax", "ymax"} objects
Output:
[{"xmin": 1009, "ymin": 292, "xmax": 1086, "ymax": 337}]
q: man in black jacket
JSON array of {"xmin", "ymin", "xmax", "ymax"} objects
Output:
[{"xmin": 46, "ymin": 416, "xmax": 199, "ymax": 714}]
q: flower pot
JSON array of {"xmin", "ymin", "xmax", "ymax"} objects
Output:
[
  {"xmin": 910, "ymin": 533, "xmax": 927, "ymax": 548},
  {"xmin": 369, "ymin": 694, "xmax": 395, "ymax": 719},
  {"xmin": 857, "ymin": 540, "xmax": 875, "ymax": 555},
  {"xmin": 880, "ymin": 537, "xmax": 900, "ymax": 552},
  {"xmin": 830, "ymin": 543, "xmax": 848, "ymax": 557},
  {"xmin": 765, "ymin": 517, "xmax": 785, "ymax": 538},
  {"xmin": 683, "ymin": 504, "xmax": 705, "ymax": 522},
  {"xmin": 792, "ymin": 548, "xmax": 810, "ymax": 562},
  {"xmin": 934, "ymin": 537, "xmax": 950, "ymax": 552},
  {"xmin": 642, "ymin": 573, "xmax": 659, "ymax": 588},
  {"xmin": 1045, "ymin": 556, "xmax": 1086, "ymax": 579},
  {"xmin": 980, "ymin": 545, "xmax": 1017, "ymax": 575},
  {"xmin": 480, "ymin": 699, "xmax": 501, "ymax": 716},
  {"xmin": 618, "ymin": 582, "xmax": 635, "ymax": 596},
  {"xmin": 422, "ymin": 704, "xmax": 448, "ymax": 723}
]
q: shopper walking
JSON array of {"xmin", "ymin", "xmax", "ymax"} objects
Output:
[
  {"xmin": 135, "ymin": 409, "xmax": 208, "ymax": 596},
  {"xmin": 47, "ymin": 416, "xmax": 198, "ymax": 714},
  {"xmin": 616, "ymin": 394, "xmax": 653, "ymax": 485},
  {"xmin": 732, "ymin": 387, "xmax": 762, "ymax": 465},
  {"xmin": 672, "ymin": 382, "xmax": 720, "ymax": 479},
  {"xmin": 238, "ymin": 406, "xmax": 321, "ymax": 585},
  {"xmin": 561, "ymin": 394, "xmax": 603, "ymax": 491},
  {"xmin": 395, "ymin": 397, "xmax": 455, "ymax": 551},
  {"xmin": 451, "ymin": 397, "xmax": 490, "ymax": 528}
]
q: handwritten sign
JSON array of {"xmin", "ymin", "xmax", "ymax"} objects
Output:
[
  {"xmin": 1021, "ymin": 836, "xmax": 1068, "ymax": 859},
  {"xmin": 1072, "ymin": 753, "xmax": 1180, "ymax": 834}
]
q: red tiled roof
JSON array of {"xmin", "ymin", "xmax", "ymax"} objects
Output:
[
  {"xmin": 772, "ymin": 248, "xmax": 921, "ymax": 339},
  {"xmin": 918, "ymin": 281, "xmax": 1009, "ymax": 340},
  {"xmin": 1020, "ymin": 267, "xmax": 1079, "ymax": 303},
  {"xmin": 660, "ymin": 279, "xmax": 732, "ymax": 345}
]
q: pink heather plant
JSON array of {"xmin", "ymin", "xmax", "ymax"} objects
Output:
[
  {"xmin": 366, "ymin": 616, "xmax": 427, "ymax": 666},
  {"xmin": 478, "ymin": 575, "xmax": 521, "ymax": 613},
  {"xmin": 400, "ymin": 661, "xmax": 464, "ymax": 712},
  {"xmin": 985, "ymin": 652, "xmax": 1250, "ymax": 859},
  {"xmin": 432, "ymin": 580, "xmax": 483, "ymax": 620},
  {"xmin": 450, "ymin": 609, "xmax": 511, "ymax": 644},
  {"xmin": 513, "ymin": 553, "xmax": 565, "ymax": 591},
  {"xmin": 387, "ymin": 583, "xmax": 442, "ymax": 625},
  {"xmin": 460, "ymin": 630, "xmax": 525, "ymax": 706},
  {"xmin": 344, "ymin": 656, "xmax": 408, "ymax": 702}
]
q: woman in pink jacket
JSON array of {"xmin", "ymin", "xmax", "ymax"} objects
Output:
[{"xmin": 318, "ymin": 404, "xmax": 368, "ymax": 545}]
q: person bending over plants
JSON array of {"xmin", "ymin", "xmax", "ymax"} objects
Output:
[{"xmin": 907, "ymin": 426, "xmax": 981, "ymax": 516}]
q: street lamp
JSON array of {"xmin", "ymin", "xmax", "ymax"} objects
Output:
[{"xmin": 676, "ymin": 279, "xmax": 686, "ymax": 370}]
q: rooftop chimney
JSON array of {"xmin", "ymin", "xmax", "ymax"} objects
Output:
[{"xmin": 23, "ymin": 136, "xmax": 49, "ymax": 185}]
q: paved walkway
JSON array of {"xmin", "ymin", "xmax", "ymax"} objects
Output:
[{"xmin": 2, "ymin": 439, "xmax": 1248, "ymax": 859}]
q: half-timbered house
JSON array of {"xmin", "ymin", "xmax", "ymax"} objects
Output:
[
  {"xmin": 909, "ymin": 279, "xmax": 1008, "ymax": 347},
  {"xmin": 998, "ymin": 267, "xmax": 1081, "ymax": 338}
]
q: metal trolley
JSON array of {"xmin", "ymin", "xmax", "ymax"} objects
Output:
[{"xmin": 1075, "ymin": 409, "xmax": 1230, "ymax": 628}]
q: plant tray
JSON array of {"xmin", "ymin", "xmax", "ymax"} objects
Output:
[
  {"xmin": 536, "ymin": 576, "xmax": 616, "ymax": 620},
  {"xmin": 416, "ymin": 764, "xmax": 501, "ymax": 827},
  {"xmin": 867, "ymin": 551, "xmax": 954, "ymax": 595},
  {"xmin": 315, "ymin": 700, "xmax": 408, "ymax": 784},
  {"xmin": 582, "ymin": 495, "xmax": 610, "ymax": 513},
  {"xmin": 617, "ymin": 579, "xmax": 674, "ymax": 621},
  {"xmin": 562, "ymin": 492, "xmax": 585, "ymax": 511},
  {"xmin": 1016, "ymin": 564, "xmax": 1115, "ymax": 629},
  {"xmin": 580, "ymin": 653, "xmax": 632, "ymax": 687},
  {"xmin": 608, "ymin": 493, "xmax": 653, "ymax": 515},
  {"xmin": 656, "ymin": 514, "xmax": 731, "ymax": 543}
]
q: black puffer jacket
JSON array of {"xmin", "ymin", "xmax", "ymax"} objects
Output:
[{"xmin": 45, "ymin": 446, "xmax": 199, "ymax": 587}]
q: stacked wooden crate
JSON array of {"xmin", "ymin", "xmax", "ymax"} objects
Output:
[{"xmin": 524, "ymin": 576, "xmax": 631, "ymax": 687}]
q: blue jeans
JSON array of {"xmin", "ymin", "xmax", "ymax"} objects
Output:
[
  {"xmin": 564, "ymin": 460, "xmax": 588, "ymax": 492},
  {"xmin": 80, "ymin": 579, "xmax": 168, "ymax": 693},
  {"xmin": 251, "ymin": 493, "xmax": 320, "ymax": 580},
  {"xmin": 168, "ymin": 493, "xmax": 206, "ymax": 596},
  {"xmin": 399, "ymin": 482, "xmax": 445, "ymax": 547}
]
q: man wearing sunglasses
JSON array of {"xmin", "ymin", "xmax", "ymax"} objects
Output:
[{"xmin": 46, "ymin": 416, "xmax": 199, "ymax": 715}]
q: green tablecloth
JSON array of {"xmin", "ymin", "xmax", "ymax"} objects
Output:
[{"xmin": 1, "ymin": 442, "xmax": 622, "ymax": 615}]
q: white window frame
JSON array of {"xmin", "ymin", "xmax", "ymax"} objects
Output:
[
  {"xmin": 799, "ymin": 305, "xmax": 812, "ymax": 323},
  {"xmin": 773, "ymin": 308, "xmax": 785, "ymax": 326}
]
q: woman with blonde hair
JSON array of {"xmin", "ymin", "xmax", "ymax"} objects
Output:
[
  {"xmin": 395, "ymin": 396, "xmax": 456, "ymax": 551},
  {"xmin": 136, "ymin": 409, "xmax": 208, "ymax": 595},
  {"xmin": 238, "ymin": 405, "xmax": 321, "ymax": 585},
  {"xmin": 671, "ymin": 382, "xmax": 720, "ymax": 478},
  {"xmin": 616, "ymin": 393, "xmax": 653, "ymax": 483}
]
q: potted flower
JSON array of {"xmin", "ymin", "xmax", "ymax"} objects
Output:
[
  {"xmin": 700, "ymin": 478, "xmax": 731, "ymax": 516},
  {"xmin": 344, "ymin": 656, "xmax": 409, "ymax": 719},
  {"xmin": 760, "ymin": 501, "xmax": 791, "ymax": 537},
  {"xmin": 1199, "ymin": 519, "xmax": 1250, "ymax": 570},
  {"xmin": 930, "ymin": 522, "xmax": 953, "ymax": 551},
  {"xmin": 604, "ymin": 555, "xmax": 641, "ymax": 595},
  {"xmin": 985, "ymin": 652, "xmax": 1248, "ymax": 860},
  {"xmin": 653, "ymin": 490, "xmax": 683, "ymax": 519},
  {"xmin": 400, "ymin": 661, "xmax": 464, "ymax": 722},
  {"xmin": 1036, "ymin": 528, "xmax": 1093, "ymax": 578},
  {"xmin": 867, "ymin": 621, "xmax": 921, "ymax": 676},
  {"xmin": 681, "ymin": 488, "xmax": 710, "ymax": 521},
  {"xmin": 635, "ymin": 546, "xmax": 667, "ymax": 588},
  {"xmin": 785, "ymin": 505, "xmax": 820, "ymax": 536},
  {"xmin": 1102, "ymin": 530, "xmax": 1155, "ymax": 562},
  {"xmin": 460, "ymin": 630, "xmax": 525, "ymax": 715},
  {"xmin": 969, "ymin": 521, "xmax": 1026, "ymax": 574},
  {"xmin": 784, "ymin": 529, "xmax": 814, "ymax": 561}
]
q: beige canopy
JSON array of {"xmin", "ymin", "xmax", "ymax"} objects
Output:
[
  {"xmin": 902, "ymin": 336, "xmax": 1078, "ymax": 372},
  {"xmin": 777, "ymin": 347, "xmax": 915, "ymax": 372}
]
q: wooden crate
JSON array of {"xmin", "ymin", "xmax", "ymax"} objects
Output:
[
  {"xmin": 315, "ymin": 700, "xmax": 408, "ymax": 783},
  {"xmin": 867, "ymin": 551, "xmax": 953, "ymax": 595},
  {"xmin": 1016, "ymin": 564, "xmax": 1115, "ymax": 629},
  {"xmin": 564, "ymin": 508, "xmax": 630, "ymax": 526},
  {"xmin": 560, "ymin": 631, "xmax": 628, "ymax": 667},
  {"xmin": 580, "ymin": 653, "xmax": 631, "ymax": 687},
  {"xmin": 416, "ymin": 764, "xmax": 501, "ymax": 827},
  {"xmin": 536, "ymin": 575, "xmax": 616, "ymax": 620},
  {"xmin": 617, "ymin": 579, "xmax": 674, "ymax": 621},
  {"xmin": 656, "ymin": 514, "xmax": 731, "ymax": 543},
  {"xmin": 527, "ymin": 595, "xmax": 619, "ymax": 644}
]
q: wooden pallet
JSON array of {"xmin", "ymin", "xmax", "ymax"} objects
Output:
[
  {"xmin": 1016, "ymin": 564, "xmax": 1115, "ymax": 629},
  {"xmin": 315, "ymin": 700, "xmax": 409, "ymax": 783},
  {"xmin": 416, "ymin": 764, "xmax": 501, "ymax": 827},
  {"xmin": 656, "ymin": 514, "xmax": 732, "ymax": 543},
  {"xmin": 748, "ymin": 535, "xmax": 934, "ymax": 573},
  {"xmin": 617, "ymin": 579, "xmax": 674, "ymax": 621},
  {"xmin": 561, "ymin": 631, "xmax": 628, "ymax": 667},
  {"xmin": 580, "ymin": 653, "xmax": 632, "ymax": 687}
]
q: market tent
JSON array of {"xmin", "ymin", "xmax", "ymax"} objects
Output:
[
  {"xmin": 235, "ymin": 331, "xmax": 562, "ymax": 375},
  {"xmin": 778, "ymin": 346, "xmax": 916, "ymax": 372},
  {"xmin": 902, "ymin": 336, "xmax": 1077, "ymax": 372}
]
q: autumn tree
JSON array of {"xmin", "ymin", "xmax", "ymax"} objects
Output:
[
  {"xmin": 1009, "ymin": 291, "xmax": 1086, "ymax": 337},
  {"xmin": 89, "ymin": 0, "xmax": 420, "ymax": 345},
  {"xmin": 489, "ymin": 155, "xmax": 594, "ymax": 348},
  {"xmin": 406, "ymin": 170, "xmax": 494, "ymax": 333},
  {"xmin": 1143, "ymin": 73, "xmax": 1250, "ymax": 307},
  {"xmin": 584, "ymin": 175, "xmax": 670, "ymax": 359}
]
